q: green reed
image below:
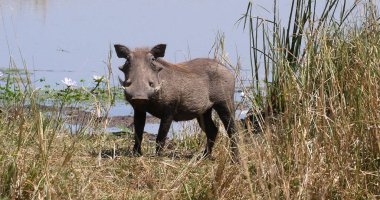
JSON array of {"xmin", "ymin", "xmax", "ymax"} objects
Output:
[{"xmin": 238, "ymin": 0, "xmax": 379, "ymax": 198}]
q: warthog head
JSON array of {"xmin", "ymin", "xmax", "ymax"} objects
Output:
[{"xmin": 114, "ymin": 44, "xmax": 166, "ymax": 102}]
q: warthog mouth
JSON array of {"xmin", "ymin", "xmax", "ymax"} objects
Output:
[{"xmin": 131, "ymin": 98, "xmax": 149, "ymax": 106}]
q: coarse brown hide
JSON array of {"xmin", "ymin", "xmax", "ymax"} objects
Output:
[{"xmin": 115, "ymin": 44, "xmax": 239, "ymax": 161}]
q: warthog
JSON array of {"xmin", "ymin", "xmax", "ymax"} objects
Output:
[{"xmin": 114, "ymin": 44, "xmax": 239, "ymax": 160}]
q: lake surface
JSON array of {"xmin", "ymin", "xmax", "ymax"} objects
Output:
[
  {"xmin": 0, "ymin": 0, "xmax": 362, "ymax": 87},
  {"xmin": 0, "ymin": 0, "xmax": 363, "ymax": 135},
  {"xmin": 0, "ymin": 0, "xmax": 252, "ymax": 87}
]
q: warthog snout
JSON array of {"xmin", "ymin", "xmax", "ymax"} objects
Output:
[{"xmin": 123, "ymin": 79, "xmax": 154, "ymax": 100}]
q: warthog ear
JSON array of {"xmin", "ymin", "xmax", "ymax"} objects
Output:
[
  {"xmin": 114, "ymin": 44, "xmax": 130, "ymax": 59},
  {"xmin": 151, "ymin": 44, "xmax": 166, "ymax": 58}
]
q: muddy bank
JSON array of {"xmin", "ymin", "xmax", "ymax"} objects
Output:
[
  {"xmin": 26, "ymin": 103, "xmax": 249, "ymax": 136},
  {"xmin": 106, "ymin": 115, "xmax": 160, "ymax": 127},
  {"xmin": 33, "ymin": 104, "xmax": 158, "ymax": 123}
]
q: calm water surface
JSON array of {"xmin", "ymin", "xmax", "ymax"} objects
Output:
[
  {"xmin": 1, "ymin": 0, "xmax": 253, "ymax": 86},
  {"xmin": 0, "ymin": 0, "xmax": 361, "ymax": 86},
  {"xmin": 0, "ymin": 0, "xmax": 363, "ymax": 134}
]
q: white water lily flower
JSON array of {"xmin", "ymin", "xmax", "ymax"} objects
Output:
[
  {"xmin": 0, "ymin": 72, "xmax": 3, "ymax": 77},
  {"xmin": 240, "ymin": 91, "xmax": 245, "ymax": 98},
  {"xmin": 61, "ymin": 77, "xmax": 77, "ymax": 87},
  {"xmin": 93, "ymin": 75, "xmax": 104, "ymax": 82}
]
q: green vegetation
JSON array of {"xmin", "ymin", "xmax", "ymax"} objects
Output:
[{"xmin": 0, "ymin": 0, "xmax": 379, "ymax": 199}]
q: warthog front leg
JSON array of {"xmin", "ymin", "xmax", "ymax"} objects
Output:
[
  {"xmin": 156, "ymin": 116, "xmax": 173, "ymax": 156},
  {"xmin": 133, "ymin": 111, "xmax": 146, "ymax": 156}
]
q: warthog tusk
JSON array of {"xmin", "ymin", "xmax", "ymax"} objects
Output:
[
  {"xmin": 154, "ymin": 86, "xmax": 161, "ymax": 93},
  {"xmin": 154, "ymin": 81, "xmax": 165, "ymax": 93}
]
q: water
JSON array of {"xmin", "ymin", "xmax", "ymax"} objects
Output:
[
  {"xmin": 109, "ymin": 101, "xmax": 132, "ymax": 117},
  {"xmin": 0, "ymin": 0, "xmax": 252, "ymax": 87},
  {"xmin": 0, "ymin": 0, "xmax": 362, "ymax": 135},
  {"xmin": 0, "ymin": 0, "xmax": 361, "ymax": 86}
]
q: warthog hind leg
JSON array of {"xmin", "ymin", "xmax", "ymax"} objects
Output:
[
  {"xmin": 214, "ymin": 103, "xmax": 240, "ymax": 163},
  {"xmin": 197, "ymin": 109, "xmax": 218, "ymax": 157}
]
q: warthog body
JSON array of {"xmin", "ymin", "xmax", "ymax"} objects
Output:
[{"xmin": 114, "ymin": 44, "xmax": 238, "ymax": 159}]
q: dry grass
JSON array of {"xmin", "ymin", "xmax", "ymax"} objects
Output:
[{"xmin": 0, "ymin": 101, "xmax": 378, "ymax": 199}]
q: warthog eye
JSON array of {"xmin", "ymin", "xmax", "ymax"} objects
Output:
[{"xmin": 149, "ymin": 82, "xmax": 154, "ymax": 87}]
